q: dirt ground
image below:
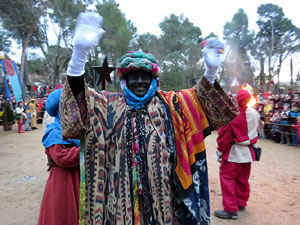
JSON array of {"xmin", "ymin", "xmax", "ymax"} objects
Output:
[{"xmin": 1, "ymin": 123, "xmax": 300, "ymax": 225}]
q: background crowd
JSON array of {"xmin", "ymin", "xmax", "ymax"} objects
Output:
[
  {"xmin": 2, "ymin": 86, "xmax": 300, "ymax": 145},
  {"xmin": 0, "ymin": 86, "xmax": 52, "ymax": 132},
  {"xmin": 229, "ymin": 88, "xmax": 300, "ymax": 147}
]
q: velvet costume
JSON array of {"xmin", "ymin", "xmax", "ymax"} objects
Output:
[
  {"xmin": 216, "ymin": 89, "xmax": 261, "ymax": 213},
  {"xmin": 60, "ymin": 75, "xmax": 237, "ymax": 225},
  {"xmin": 37, "ymin": 144, "xmax": 80, "ymax": 225}
]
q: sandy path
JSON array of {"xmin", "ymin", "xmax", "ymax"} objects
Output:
[
  {"xmin": 0, "ymin": 124, "xmax": 47, "ymax": 225},
  {"xmin": 0, "ymin": 124, "xmax": 300, "ymax": 225}
]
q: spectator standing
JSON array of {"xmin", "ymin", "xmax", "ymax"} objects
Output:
[
  {"xmin": 270, "ymin": 111, "xmax": 281, "ymax": 143},
  {"xmin": 283, "ymin": 94, "xmax": 292, "ymax": 105},
  {"xmin": 24, "ymin": 100, "xmax": 32, "ymax": 131},
  {"xmin": 280, "ymin": 104, "xmax": 291, "ymax": 145},
  {"xmin": 273, "ymin": 102, "xmax": 283, "ymax": 114},
  {"xmin": 15, "ymin": 101, "xmax": 25, "ymax": 133},
  {"xmin": 257, "ymin": 105, "xmax": 266, "ymax": 139},
  {"xmin": 29, "ymin": 98, "xmax": 38, "ymax": 130}
]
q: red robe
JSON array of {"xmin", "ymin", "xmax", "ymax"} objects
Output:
[{"xmin": 37, "ymin": 144, "xmax": 80, "ymax": 225}]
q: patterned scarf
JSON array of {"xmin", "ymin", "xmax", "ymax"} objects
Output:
[{"xmin": 120, "ymin": 79, "xmax": 157, "ymax": 109}]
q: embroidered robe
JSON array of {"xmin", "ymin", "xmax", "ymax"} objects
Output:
[{"xmin": 60, "ymin": 77, "xmax": 237, "ymax": 225}]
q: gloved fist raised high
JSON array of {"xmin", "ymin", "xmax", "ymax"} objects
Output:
[
  {"xmin": 201, "ymin": 37, "xmax": 224, "ymax": 84},
  {"xmin": 67, "ymin": 12, "xmax": 105, "ymax": 77}
]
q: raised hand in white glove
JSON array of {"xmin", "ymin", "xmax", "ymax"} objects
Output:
[
  {"xmin": 201, "ymin": 37, "xmax": 224, "ymax": 84},
  {"xmin": 215, "ymin": 150, "xmax": 223, "ymax": 163},
  {"xmin": 67, "ymin": 12, "xmax": 105, "ymax": 77}
]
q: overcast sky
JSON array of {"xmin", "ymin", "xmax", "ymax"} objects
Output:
[{"xmin": 116, "ymin": 0, "xmax": 300, "ymax": 37}]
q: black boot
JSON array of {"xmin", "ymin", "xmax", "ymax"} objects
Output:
[
  {"xmin": 215, "ymin": 210, "xmax": 238, "ymax": 219},
  {"xmin": 238, "ymin": 206, "xmax": 246, "ymax": 211}
]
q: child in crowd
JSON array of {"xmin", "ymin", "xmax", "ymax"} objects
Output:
[
  {"xmin": 15, "ymin": 101, "xmax": 25, "ymax": 133},
  {"xmin": 270, "ymin": 110, "xmax": 281, "ymax": 143},
  {"xmin": 273, "ymin": 102, "xmax": 283, "ymax": 113},
  {"xmin": 264, "ymin": 100, "xmax": 274, "ymax": 115},
  {"xmin": 280, "ymin": 103, "xmax": 290, "ymax": 145},
  {"xmin": 23, "ymin": 101, "xmax": 32, "ymax": 131}
]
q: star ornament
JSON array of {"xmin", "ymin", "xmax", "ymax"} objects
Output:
[{"xmin": 92, "ymin": 57, "xmax": 116, "ymax": 90}]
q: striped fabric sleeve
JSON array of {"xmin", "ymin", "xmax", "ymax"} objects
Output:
[{"xmin": 194, "ymin": 76, "xmax": 238, "ymax": 130}]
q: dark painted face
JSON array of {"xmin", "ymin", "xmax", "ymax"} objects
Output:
[{"xmin": 125, "ymin": 70, "xmax": 152, "ymax": 97}]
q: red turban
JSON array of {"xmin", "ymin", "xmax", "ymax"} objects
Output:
[{"xmin": 237, "ymin": 89, "xmax": 251, "ymax": 108}]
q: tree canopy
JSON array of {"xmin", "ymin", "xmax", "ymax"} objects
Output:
[
  {"xmin": 1, "ymin": 2, "xmax": 300, "ymax": 94},
  {"xmin": 222, "ymin": 8, "xmax": 255, "ymax": 88}
]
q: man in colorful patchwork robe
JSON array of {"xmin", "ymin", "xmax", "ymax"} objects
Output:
[{"xmin": 60, "ymin": 12, "xmax": 238, "ymax": 225}]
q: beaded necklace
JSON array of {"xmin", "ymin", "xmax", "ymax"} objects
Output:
[{"xmin": 126, "ymin": 109, "xmax": 153, "ymax": 225}]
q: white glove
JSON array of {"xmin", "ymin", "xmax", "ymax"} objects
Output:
[
  {"xmin": 202, "ymin": 37, "xmax": 224, "ymax": 84},
  {"xmin": 215, "ymin": 150, "xmax": 223, "ymax": 163},
  {"xmin": 67, "ymin": 12, "xmax": 105, "ymax": 76}
]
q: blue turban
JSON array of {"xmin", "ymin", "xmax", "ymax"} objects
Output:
[{"xmin": 42, "ymin": 88, "xmax": 80, "ymax": 148}]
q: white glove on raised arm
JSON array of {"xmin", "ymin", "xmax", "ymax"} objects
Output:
[
  {"xmin": 67, "ymin": 12, "xmax": 105, "ymax": 77},
  {"xmin": 201, "ymin": 37, "xmax": 224, "ymax": 84}
]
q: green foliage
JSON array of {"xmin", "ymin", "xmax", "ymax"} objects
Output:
[
  {"xmin": 222, "ymin": 8, "xmax": 255, "ymax": 87},
  {"xmin": 2, "ymin": 103, "xmax": 15, "ymax": 123},
  {"xmin": 41, "ymin": 1, "xmax": 90, "ymax": 87},
  {"xmin": 255, "ymin": 3, "xmax": 300, "ymax": 89},
  {"xmin": 0, "ymin": 0, "xmax": 45, "ymax": 90},
  {"xmin": 132, "ymin": 33, "xmax": 162, "ymax": 59},
  {"xmin": 27, "ymin": 54, "xmax": 52, "ymax": 85},
  {"xmin": 159, "ymin": 14, "xmax": 203, "ymax": 89},
  {"xmin": 160, "ymin": 71, "xmax": 186, "ymax": 91},
  {"xmin": 1, "ymin": 1, "xmax": 299, "ymax": 92},
  {"xmin": 0, "ymin": 21, "xmax": 11, "ymax": 52},
  {"xmin": 0, "ymin": 0, "xmax": 91, "ymax": 88},
  {"xmin": 204, "ymin": 32, "xmax": 218, "ymax": 40},
  {"xmin": 47, "ymin": 0, "xmax": 88, "ymax": 44},
  {"xmin": 96, "ymin": 0, "xmax": 136, "ymax": 87},
  {"xmin": 28, "ymin": 57, "xmax": 44, "ymax": 75},
  {"xmin": 0, "ymin": 0, "xmax": 42, "ymax": 46},
  {"xmin": 97, "ymin": 0, "xmax": 135, "ymax": 59},
  {"xmin": 159, "ymin": 14, "xmax": 202, "ymax": 56}
]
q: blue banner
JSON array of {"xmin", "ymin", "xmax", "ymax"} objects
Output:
[
  {"xmin": 0, "ymin": 59, "xmax": 23, "ymax": 102},
  {"xmin": 0, "ymin": 63, "xmax": 12, "ymax": 101}
]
